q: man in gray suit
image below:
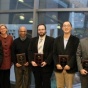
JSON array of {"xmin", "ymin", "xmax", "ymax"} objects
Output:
[{"xmin": 76, "ymin": 38, "xmax": 88, "ymax": 88}]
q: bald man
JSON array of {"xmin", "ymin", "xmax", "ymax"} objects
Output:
[{"xmin": 12, "ymin": 26, "xmax": 31, "ymax": 88}]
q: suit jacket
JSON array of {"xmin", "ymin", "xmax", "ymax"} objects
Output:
[
  {"xmin": 28, "ymin": 35, "xmax": 54, "ymax": 72},
  {"xmin": 76, "ymin": 37, "xmax": 88, "ymax": 71},
  {"xmin": 53, "ymin": 35, "xmax": 79, "ymax": 73}
]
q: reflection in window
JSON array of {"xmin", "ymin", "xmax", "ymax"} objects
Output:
[
  {"xmin": 0, "ymin": 0, "xmax": 34, "ymax": 10},
  {"xmin": 8, "ymin": 13, "xmax": 33, "ymax": 24},
  {"xmin": 38, "ymin": 12, "xmax": 88, "ymax": 39},
  {"xmin": 7, "ymin": 24, "xmax": 32, "ymax": 39},
  {"xmin": 39, "ymin": 0, "xmax": 88, "ymax": 8}
]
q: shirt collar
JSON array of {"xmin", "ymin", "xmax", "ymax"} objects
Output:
[
  {"xmin": 39, "ymin": 35, "xmax": 46, "ymax": 40},
  {"xmin": 20, "ymin": 36, "xmax": 27, "ymax": 41}
]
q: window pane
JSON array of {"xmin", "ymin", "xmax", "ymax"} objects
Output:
[
  {"xmin": 0, "ymin": 13, "xmax": 33, "ymax": 24},
  {"xmin": 0, "ymin": 13, "xmax": 33, "ymax": 39},
  {"xmin": 39, "ymin": 0, "xmax": 88, "ymax": 8},
  {"xmin": 38, "ymin": 12, "xmax": 88, "ymax": 39},
  {"xmin": 0, "ymin": 0, "xmax": 34, "ymax": 10}
]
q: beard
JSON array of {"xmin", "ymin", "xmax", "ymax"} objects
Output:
[{"xmin": 38, "ymin": 32, "xmax": 46, "ymax": 37}]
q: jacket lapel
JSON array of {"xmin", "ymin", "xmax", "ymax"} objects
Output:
[
  {"xmin": 43, "ymin": 36, "xmax": 48, "ymax": 52},
  {"xmin": 36, "ymin": 37, "xmax": 39, "ymax": 53},
  {"xmin": 65, "ymin": 35, "xmax": 72, "ymax": 53},
  {"xmin": 59, "ymin": 36, "xmax": 65, "ymax": 53}
]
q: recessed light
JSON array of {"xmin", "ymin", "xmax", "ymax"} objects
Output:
[{"xmin": 18, "ymin": 0, "xmax": 24, "ymax": 3}]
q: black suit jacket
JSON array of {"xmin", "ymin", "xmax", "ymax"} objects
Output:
[
  {"xmin": 53, "ymin": 35, "xmax": 79, "ymax": 73},
  {"xmin": 28, "ymin": 35, "xmax": 54, "ymax": 72}
]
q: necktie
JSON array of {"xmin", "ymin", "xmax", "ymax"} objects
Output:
[{"xmin": 38, "ymin": 39, "xmax": 43, "ymax": 54}]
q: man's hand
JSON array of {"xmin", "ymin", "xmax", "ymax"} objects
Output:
[
  {"xmin": 56, "ymin": 64, "xmax": 63, "ymax": 70},
  {"xmin": 24, "ymin": 62, "xmax": 29, "ymax": 66},
  {"xmin": 80, "ymin": 69, "xmax": 88, "ymax": 75},
  {"xmin": 31, "ymin": 61, "xmax": 38, "ymax": 66},
  {"xmin": 16, "ymin": 63, "xmax": 22, "ymax": 67},
  {"xmin": 41, "ymin": 61, "xmax": 47, "ymax": 67},
  {"xmin": 64, "ymin": 65, "xmax": 70, "ymax": 70}
]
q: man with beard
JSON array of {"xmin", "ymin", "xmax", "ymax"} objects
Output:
[{"xmin": 29, "ymin": 24, "xmax": 54, "ymax": 88}]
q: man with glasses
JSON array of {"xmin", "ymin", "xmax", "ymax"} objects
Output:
[
  {"xmin": 12, "ymin": 26, "xmax": 31, "ymax": 88},
  {"xmin": 53, "ymin": 21, "xmax": 79, "ymax": 88}
]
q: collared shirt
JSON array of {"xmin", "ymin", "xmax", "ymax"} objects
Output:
[
  {"xmin": 38, "ymin": 35, "xmax": 46, "ymax": 54},
  {"xmin": 20, "ymin": 36, "xmax": 26, "ymax": 41},
  {"xmin": 64, "ymin": 38, "xmax": 68, "ymax": 49}
]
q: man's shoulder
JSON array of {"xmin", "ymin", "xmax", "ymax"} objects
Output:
[
  {"xmin": 31, "ymin": 37, "xmax": 38, "ymax": 40},
  {"xmin": 46, "ymin": 35, "xmax": 54, "ymax": 40},
  {"xmin": 30, "ymin": 37, "xmax": 38, "ymax": 42},
  {"xmin": 13, "ymin": 37, "xmax": 20, "ymax": 43},
  {"xmin": 55, "ymin": 36, "xmax": 62, "ymax": 40},
  {"xmin": 71, "ymin": 35, "xmax": 79, "ymax": 40},
  {"xmin": 80, "ymin": 37, "xmax": 88, "ymax": 42},
  {"xmin": 14, "ymin": 37, "xmax": 19, "ymax": 41}
]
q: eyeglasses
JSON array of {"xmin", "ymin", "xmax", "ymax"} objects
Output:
[
  {"xmin": 19, "ymin": 31, "xmax": 26, "ymax": 32},
  {"xmin": 63, "ymin": 25, "xmax": 71, "ymax": 27}
]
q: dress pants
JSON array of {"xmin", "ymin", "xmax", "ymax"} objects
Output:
[
  {"xmin": 80, "ymin": 73, "xmax": 88, "ymax": 88},
  {"xmin": 55, "ymin": 70, "xmax": 74, "ymax": 88},
  {"xmin": 33, "ymin": 66, "xmax": 53, "ymax": 88},
  {"xmin": 15, "ymin": 66, "xmax": 31, "ymax": 88},
  {"xmin": 0, "ymin": 69, "xmax": 10, "ymax": 88}
]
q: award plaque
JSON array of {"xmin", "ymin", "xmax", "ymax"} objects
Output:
[
  {"xmin": 34, "ymin": 53, "xmax": 43, "ymax": 66},
  {"xmin": 58, "ymin": 55, "xmax": 69, "ymax": 67},
  {"xmin": 82, "ymin": 60, "xmax": 88, "ymax": 71},
  {"xmin": 16, "ymin": 53, "xmax": 26, "ymax": 65}
]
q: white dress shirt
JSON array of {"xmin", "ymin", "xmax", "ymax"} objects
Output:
[{"xmin": 38, "ymin": 35, "xmax": 46, "ymax": 54}]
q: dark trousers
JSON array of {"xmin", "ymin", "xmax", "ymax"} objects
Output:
[
  {"xmin": 80, "ymin": 73, "xmax": 88, "ymax": 88},
  {"xmin": 15, "ymin": 66, "xmax": 31, "ymax": 88},
  {"xmin": 33, "ymin": 67, "xmax": 53, "ymax": 88},
  {"xmin": 0, "ymin": 69, "xmax": 10, "ymax": 88}
]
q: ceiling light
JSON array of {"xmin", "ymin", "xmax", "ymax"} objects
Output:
[
  {"xmin": 18, "ymin": 0, "xmax": 24, "ymax": 3},
  {"xmin": 57, "ymin": 25, "xmax": 61, "ymax": 29},
  {"xmin": 29, "ymin": 18, "xmax": 33, "ymax": 23},
  {"xmin": 29, "ymin": 20, "xmax": 33, "ymax": 23},
  {"xmin": 19, "ymin": 15, "xmax": 25, "ymax": 20}
]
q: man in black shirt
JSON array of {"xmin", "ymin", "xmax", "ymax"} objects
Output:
[{"xmin": 12, "ymin": 26, "xmax": 31, "ymax": 88}]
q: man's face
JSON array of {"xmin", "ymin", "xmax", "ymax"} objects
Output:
[
  {"xmin": 38, "ymin": 25, "xmax": 46, "ymax": 37},
  {"xmin": 19, "ymin": 27, "xmax": 27, "ymax": 38},
  {"xmin": 62, "ymin": 22, "xmax": 72, "ymax": 34}
]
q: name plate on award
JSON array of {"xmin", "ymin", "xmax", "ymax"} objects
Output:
[
  {"xmin": 82, "ymin": 60, "xmax": 88, "ymax": 71},
  {"xmin": 16, "ymin": 53, "xmax": 26, "ymax": 65},
  {"xmin": 58, "ymin": 55, "xmax": 69, "ymax": 67},
  {"xmin": 34, "ymin": 53, "xmax": 43, "ymax": 66}
]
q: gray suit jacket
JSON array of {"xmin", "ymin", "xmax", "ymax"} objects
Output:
[{"xmin": 76, "ymin": 37, "xmax": 88, "ymax": 71}]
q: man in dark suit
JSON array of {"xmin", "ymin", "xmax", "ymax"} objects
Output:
[
  {"xmin": 76, "ymin": 38, "xmax": 88, "ymax": 88},
  {"xmin": 53, "ymin": 21, "xmax": 79, "ymax": 88},
  {"xmin": 29, "ymin": 24, "xmax": 54, "ymax": 88}
]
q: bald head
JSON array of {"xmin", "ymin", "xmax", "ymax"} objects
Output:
[
  {"xmin": 18, "ymin": 26, "xmax": 27, "ymax": 32},
  {"xmin": 18, "ymin": 26, "xmax": 27, "ymax": 38}
]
